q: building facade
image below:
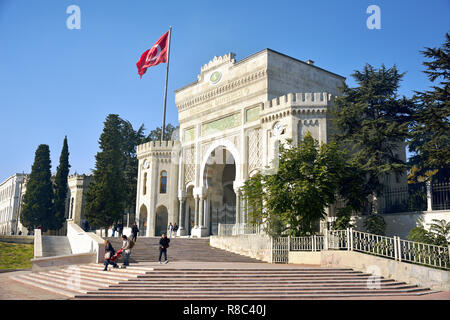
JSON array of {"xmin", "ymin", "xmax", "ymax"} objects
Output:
[
  {"xmin": 0, "ymin": 173, "xmax": 27, "ymax": 235},
  {"xmin": 135, "ymin": 49, "xmax": 360, "ymax": 237},
  {"xmin": 66, "ymin": 174, "xmax": 92, "ymax": 227}
]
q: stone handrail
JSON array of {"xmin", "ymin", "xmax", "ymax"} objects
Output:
[
  {"xmin": 66, "ymin": 221, "xmax": 105, "ymax": 263},
  {"xmin": 33, "ymin": 229, "xmax": 42, "ymax": 258}
]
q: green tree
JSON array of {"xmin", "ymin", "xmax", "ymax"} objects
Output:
[
  {"xmin": 52, "ymin": 136, "xmax": 70, "ymax": 231},
  {"xmin": 241, "ymin": 134, "xmax": 368, "ymax": 236},
  {"xmin": 332, "ymin": 64, "xmax": 412, "ymax": 213},
  {"xmin": 120, "ymin": 119, "xmax": 146, "ymax": 224},
  {"xmin": 145, "ymin": 123, "xmax": 178, "ymax": 142},
  {"xmin": 407, "ymin": 219, "xmax": 449, "ymax": 246},
  {"xmin": 21, "ymin": 144, "xmax": 55, "ymax": 232},
  {"xmin": 408, "ymin": 33, "xmax": 450, "ymax": 183},
  {"xmin": 85, "ymin": 114, "xmax": 127, "ymax": 231}
]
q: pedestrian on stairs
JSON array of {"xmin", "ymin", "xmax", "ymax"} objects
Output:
[
  {"xmin": 173, "ymin": 223, "xmax": 178, "ymax": 238},
  {"xmin": 120, "ymin": 235, "xmax": 132, "ymax": 268},
  {"xmin": 158, "ymin": 233, "xmax": 170, "ymax": 264},
  {"xmin": 131, "ymin": 221, "xmax": 139, "ymax": 242},
  {"xmin": 168, "ymin": 222, "xmax": 173, "ymax": 238},
  {"xmin": 103, "ymin": 240, "xmax": 119, "ymax": 271}
]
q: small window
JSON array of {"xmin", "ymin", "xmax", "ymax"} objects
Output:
[
  {"xmin": 160, "ymin": 171, "xmax": 167, "ymax": 194},
  {"xmin": 143, "ymin": 173, "xmax": 147, "ymax": 195}
]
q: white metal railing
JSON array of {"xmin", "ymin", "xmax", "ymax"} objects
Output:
[
  {"xmin": 290, "ymin": 235, "xmax": 324, "ymax": 251},
  {"xmin": 215, "ymin": 224, "xmax": 450, "ymax": 268},
  {"xmin": 217, "ymin": 223, "xmax": 262, "ymax": 236}
]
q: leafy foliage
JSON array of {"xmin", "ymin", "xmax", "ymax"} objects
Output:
[
  {"xmin": 363, "ymin": 214, "xmax": 387, "ymax": 236},
  {"xmin": 408, "ymin": 33, "xmax": 450, "ymax": 183},
  {"xmin": 241, "ymin": 134, "xmax": 368, "ymax": 236},
  {"xmin": 144, "ymin": 123, "xmax": 178, "ymax": 142},
  {"xmin": 21, "ymin": 145, "xmax": 55, "ymax": 232},
  {"xmin": 332, "ymin": 64, "xmax": 412, "ymax": 210},
  {"xmin": 407, "ymin": 219, "xmax": 450, "ymax": 247},
  {"xmin": 85, "ymin": 115, "xmax": 127, "ymax": 230}
]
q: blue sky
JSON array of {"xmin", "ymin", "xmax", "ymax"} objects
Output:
[{"xmin": 0, "ymin": 0, "xmax": 449, "ymax": 182}]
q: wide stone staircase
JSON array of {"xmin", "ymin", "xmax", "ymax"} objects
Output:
[
  {"xmin": 10, "ymin": 237, "xmax": 436, "ymax": 299},
  {"xmin": 105, "ymin": 236, "xmax": 260, "ymax": 263}
]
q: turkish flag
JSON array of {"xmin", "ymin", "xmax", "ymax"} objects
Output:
[{"xmin": 136, "ymin": 31, "xmax": 169, "ymax": 78}]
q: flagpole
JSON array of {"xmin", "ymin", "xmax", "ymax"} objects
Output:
[{"xmin": 161, "ymin": 26, "xmax": 172, "ymax": 142}]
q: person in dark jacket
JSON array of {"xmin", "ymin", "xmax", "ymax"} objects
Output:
[
  {"xmin": 131, "ymin": 221, "xmax": 139, "ymax": 242},
  {"xmin": 158, "ymin": 233, "xmax": 170, "ymax": 264},
  {"xmin": 103, "ymin": 240, "xmax": 119, "ymax": 271}
]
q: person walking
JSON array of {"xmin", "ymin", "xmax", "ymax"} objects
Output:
[
  {"xmin": 168, "ymin": 222, "xmax": 173, "ymax": 238},
  {"xmin": 173, "ymin": 223, "xmax": 178, "ymax": 238},
  {"xmin": 131, "ymin": 221, "xmax": 139, "ymax": 242},
  {"xmin": 158, "ymin": 233, "xmax": 170, "ymax": 264},
  {"xmin": 120, "ymin": 235, "xmax": 132, "ymax": 268},
  {"xmin": 112, "ymin": 223, "xmax": 117, "ymax": 237},
  {"xmin": 118, "ymin": 222, "xmax": 123, "ymax": 237},
  {"xmin": 103, "ymin": 240, "xmax": 119, "ymax": 271}
]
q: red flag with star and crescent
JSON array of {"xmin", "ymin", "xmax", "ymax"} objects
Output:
[{"xmin": 136, "ymin": 31, "xmax": 169, "ymax": 78}]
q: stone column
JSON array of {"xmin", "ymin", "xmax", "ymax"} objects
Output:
[
  {"xmin": 426, "ymin": 181, "xmax": 432, "ymax": 212},
  {"xmin": 194, "ymin": 195, "xmax": 199, "ymax": 228},
  {"xmin": 199, "ymin": 195, "xmax": 205, "ymax": 228},
  {"xmin": 235, "ymin": 192, "xmax": 241, "ymax": 225}
]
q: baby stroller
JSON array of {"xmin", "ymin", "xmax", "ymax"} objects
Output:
[{"xmin": 110, "ymin": 248, "xmax": 123, "ymax": 262}]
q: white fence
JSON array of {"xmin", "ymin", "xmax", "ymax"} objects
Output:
[
  {"xmin": 286, "ymin": 228, "xmax": 449, "ymax": 269},
  {"xmin": 218, "ymin": 223, "xmax": 262, "ymax": 236},
  {"xmin": 217, "ymin": 223, "xmax": 449, "ymax": 268}
]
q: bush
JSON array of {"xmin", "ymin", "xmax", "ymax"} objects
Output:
[{"xmin": 363, "ymin": 215, "xmax": 386, "ymax": 236}]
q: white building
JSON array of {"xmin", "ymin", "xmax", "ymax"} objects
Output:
[
  {"xmin": 0, "ymin": 173, "xmax": 27, "ymax": 235},
  {"xmin": 135, "ymin": 49, "xmax": 367, "ymax": 237}
]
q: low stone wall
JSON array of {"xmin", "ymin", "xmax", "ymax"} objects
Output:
[
  {"xmin": 0, "ymin": 235, "xmax": 34, "ymax": 244},
  {"xmin": 289, "ymin": 251, "xmax": 321, "ymax": 265},
  {"xmin": 353, "ymin": 210, "xmax": 450, "ymax": 239},
  {"xmin": 288, "ymin": 250, "xmax": 449, "ymax": 291},
  {"xmin": 31, "ymin": 252, "xmax": 97, "ymax": 271},
  {"xmin": 210, "ymin": 234, "xmax": 271, "ymax": 263}
]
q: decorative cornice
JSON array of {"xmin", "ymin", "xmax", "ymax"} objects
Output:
[
  {"xmin": 200, "ymin": 53, "xmax": 236, "ymax": 74},
  {"xmin": 177, "ymin": 68, "xmax": 267, "ymax": 111}
]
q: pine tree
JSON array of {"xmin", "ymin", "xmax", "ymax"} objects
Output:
[
  {"xmin": 21, "ymin": 144, "xmax": 55, "ymax": 232},
  {"xmin": 52, "ymin": 136, "xmax": 70, "ymax": 231},
  {"xmin": 332, "ymin": 64, "xmax": 412, "ymax": 212},
  {"xmin": 409, "ymin": 33, "xmax": 450, "ymax": 183},
  {"xmin": 85, "ymin": 114, "xmax": 127, "ymax": 231}
]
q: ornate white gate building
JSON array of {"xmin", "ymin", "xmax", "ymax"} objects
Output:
[{"xmin": 136, "ymin": 48, "xmax": 347, "ymax": 237}]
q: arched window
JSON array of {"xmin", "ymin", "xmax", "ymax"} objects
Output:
[
  {"xmin": 160, "ymin": 171, "xmax": 167, "ymax": 194},
  {"xmin": 143, "ymin": 173, "xmax": 147, "ymax": 195}
]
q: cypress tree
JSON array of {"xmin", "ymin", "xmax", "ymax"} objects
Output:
[
  {"xmin": 332, "ymin": 64, "xmax": 413, "ymax": 212},
  {"xmin": 52, "ymin": 136, "xmax": 70, "ymax": 231},
  {"xmin": 21, "ymin": 144, "xmax": 55, "ymax": 232},
  {"xmin": 85, "ymin": 114, "xmax": 126, "ymax": 231}
]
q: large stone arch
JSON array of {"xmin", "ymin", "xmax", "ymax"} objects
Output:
[{"xmin": 199, "ymin": 138, "xmax": 241, "ymax": 187}]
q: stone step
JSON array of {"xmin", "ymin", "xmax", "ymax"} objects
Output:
[
  {"xmin": 48, "ymin": 270, "xmax": 123, "ymax": 284},
  {"xmin": 28, "ymin": 273, "xmax": 105, "ymax": 292},
  {"xmin": 134, "ymin": 273, "xmax": 373, "ymax": 279},
  {"xmin": 76, "ymin": 290, "xmax": 433, "ymax": 300},
  {"xmin": 120, "ymin": 278, "xmax": 399, "ymax": 285},
  {"xmin": 11, "ymin": 274, "xmax": 82, "ymax": 297}
]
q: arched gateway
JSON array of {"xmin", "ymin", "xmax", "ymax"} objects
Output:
[{"xmin": 135, "ymin": 49, "xmax": 350, "ymax": 237}]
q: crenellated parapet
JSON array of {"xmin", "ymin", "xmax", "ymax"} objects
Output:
[
  {"xmin": 137, "ymin": 140, "xmax": 180, "ymax": 161},
  {"xmin": 261, "ymin": 92, "xmax": 335, "ymax": 123}
]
